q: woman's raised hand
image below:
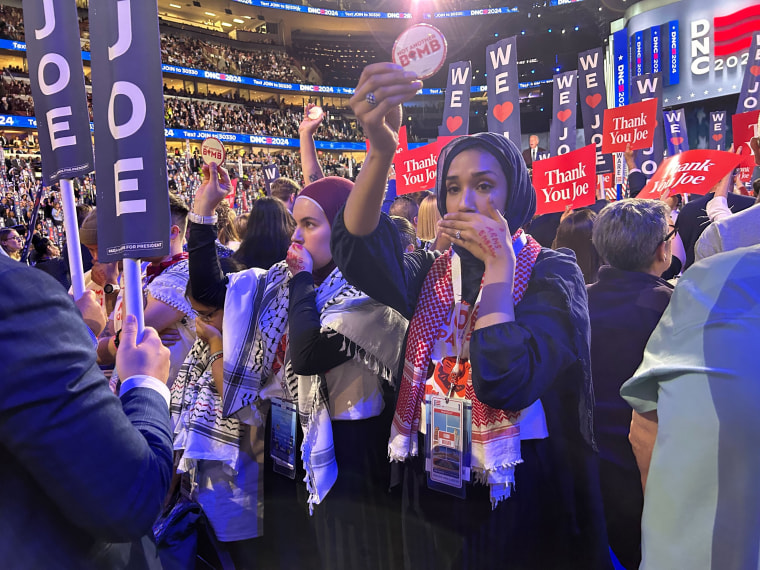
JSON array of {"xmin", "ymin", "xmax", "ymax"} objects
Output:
[
  {"xmin": 286, "ymin": 243, "xmax": 313, "ymax": 275},
  {"xmin": 194, "ymin": 162, "xmax": 231, "ymax": 216},
  {"xmin": 439, "ymin": 196, "xmax": 516, "ymax": 271},
  {"xmin": 349, "ymin": 63, "xmax": 422, "ymax": 156}
]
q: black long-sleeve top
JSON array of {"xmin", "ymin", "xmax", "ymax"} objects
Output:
[{"xmin": 188, "ymin": 222, "xmax": 350, "ymax": 375}]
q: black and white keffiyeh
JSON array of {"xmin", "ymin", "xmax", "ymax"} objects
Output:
[
  {"xmin": 222, "ymin": 261, "xmax": 407, "ymax": 511},
  {"xmin": 170, "ymin": 339, "xmax": 244, "ymax": 474}
]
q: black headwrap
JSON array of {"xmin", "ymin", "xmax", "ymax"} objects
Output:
[
  {"xmin": 435, "ymin": 132, "xmax": 536, "ymax": 230},
  {"xmin": 434, "ymin": 133, "xmax": 538, "ymax": 304}
]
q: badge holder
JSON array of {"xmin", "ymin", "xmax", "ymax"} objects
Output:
[
  {"xmin": 270, "ymin": 397, "xmax": 297, "ymax": 480},
  {"xmin": 424, "ymin": 393, "xmax": 472, "ymax": 499}
]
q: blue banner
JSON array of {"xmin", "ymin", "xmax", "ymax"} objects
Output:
[
  {"xmin": 549, "ymin": 71, "xmax": 578, "ymax": 156},
  {"xmin": 613, "ymin": 29, "xmax": 629, "ymax": 107},
  {"xmin": 631, "ymin": 73, "xmax": 665, "ymax": 177},
  {"xmin": 667, "ymin": 21, "xmax": 679, "ymax": 86},
  {"xmin": 737, "ymin": 33, "xmax": 760, "ymax": 114},
  {"xmin": 662, "ymin": 108, "xmax": 688, "ymax": 155},
  {"xmin": 90, "ymin": 0, "xmax": 170, "ymax": 262},
  {"xmin": 486, "ymin": 36, "xmax": 521, "ymax": 145},
  {"xmin": 229, "ymin": 0, "xmax": 530, "ymax": 18},
  {"xmin": 0, "ymin": 38, "xmax": 552, "ymax": 96},
  {"xmin": 439, "ymin": 61, "xmax": 472, "ymax": 137},
  {"xmin": 633, "ymin": 31, "xmax": 645, "ymax": 76},
  {"xmin": 22, "ymin": 0, "xmax": 94, "ymax": 185},
  {"xmin": 651, "ymin": 26, "xmax": 661, "ymax": 74},
  {"xmin": 709, "ymin": 111, "xmax": 727, "ymax": 151},
  {"xmin": 578, "ymin": 48, "xmax": 614, "ymax": 174}
]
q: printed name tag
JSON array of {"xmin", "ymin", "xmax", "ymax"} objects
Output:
[{"xmin": 270, "ymin": 398, "xmax": 297, "ymax": 480}]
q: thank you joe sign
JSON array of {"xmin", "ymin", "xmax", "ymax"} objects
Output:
[
  {"xmin": 532, "ymin": 144, "xmax": 596, "ymax": 215},
  {"xmin": 637, "ymin": 149, "xmax": 744, "ymax": 199},
  {"xmin": 601, "ymin": 99, "xmax": 658, "ymax": 153},
  {"xmin": 395, "ymin": 140, "xmax": 438, "ymax": 195}
]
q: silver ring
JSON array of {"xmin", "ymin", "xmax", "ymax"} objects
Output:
[
  {"xmin": 455, "ymin": 230, "xmax": 461, "ymax": 240},
  {"xmin": 366, "ymin": 92, "xmax": 377, "ymax": 105}
]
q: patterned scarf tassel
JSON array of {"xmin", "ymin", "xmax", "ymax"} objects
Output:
[{"xmin": 301, "ymin": 381, "xmax": 322, "ymax": 516}]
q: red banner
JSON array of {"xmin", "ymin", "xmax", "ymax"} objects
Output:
[
  {"xmin": 637, "ymin": 149, "xmax": 745, "ymax": 199},
  {"xmin": 731, "ymin": 110, "xmax": 760, "ymax": 184},
  {"xmin": 532, "ymin": 144, "xmax": 596, "ymax": 215},
  {"xmin": 601, "ymin": 98, "xmax": 658, "ymax": 153}
]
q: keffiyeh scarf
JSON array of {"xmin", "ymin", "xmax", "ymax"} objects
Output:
[
  {"xmin": 170, "ymin": 339, "xmax": 243, "ymax": 474},
  {"xmin": 223, "ymin": 261, "xmax": 407, "ymax": 511},
  {"xmin": 390, "ymin": 230, "xmax": 542, "ymax": 507}
]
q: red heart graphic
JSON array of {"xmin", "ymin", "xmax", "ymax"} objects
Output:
[
  {"xmin": 750, "ymin": 65, "xmax": 760, "ymax": 77},
  {"xmin": 712, "ymin": 134, "xmax": 723, "ymax": 141},
  {"xmin": 557, "ymin": 109, "xmax": 572, "ymax": 122},
  {"xmin": 670, "ymin": 137, "xmax": 684, "ymax": 146},
  {"xmin": 447, "ymin": 115, "xmax": 463, "ymax": 133},
  {"xmin": 585, "ymin": 94, "xmax": 602, "ymax": 108},
  {"xmin": 493, "ymin": 101, "xmax": 513, "ymax": 123}
]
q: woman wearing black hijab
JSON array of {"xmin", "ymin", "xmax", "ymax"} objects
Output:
[{"xmin": 331, "ymin": 63, "xmax": 611, "ymax": 569}]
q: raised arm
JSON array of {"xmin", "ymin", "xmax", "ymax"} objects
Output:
[
  {"xmin": 344, "ymin": 63, "xmax": 421, "ymax": 236},
  {"xmin": 299, "ymin": 103, "xmax": 325, "ymax": 184},
  {"xmin": 188, "ymin": 163, "xmax": 231, "ymax": 308}
]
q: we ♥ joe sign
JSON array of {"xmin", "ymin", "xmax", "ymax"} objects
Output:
[
  {"xmin": 637, "ymin": 150, "xmax": 745, "ymax": 200},
  {"xmin": 532, "ymin": 144, "xmax": 596, "ymax": 215},
  {"xmin": 601, "ymin": 99, "xmax": 658, "ymax": 154}
]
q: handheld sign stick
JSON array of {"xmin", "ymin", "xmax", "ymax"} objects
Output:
[
  {"xmin": 123, "ymin": 257, "xmax": 145, "ymax": 341},
  {"xmin": 60, "ymin": 178, "xmax": 86, "ymax": 299}
]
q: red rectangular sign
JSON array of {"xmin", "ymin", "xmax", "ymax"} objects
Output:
[
  {"xmin": 732, "ymin": 110, "xmax": 760, "ymax": 184},
  {"xmin": 601, "ymin": 98, "xmax": 658, "ymax": 153},
  {"xmin": 637, "ymin": 149, "xmax": 745, "ymax": 199},
  {"xmin": 532, "ymin": 144, "xmax": 597, "ymax": 215},
  {"xmin": 395, "ymin": 141, "xmax": 439, "ymax": 195}
]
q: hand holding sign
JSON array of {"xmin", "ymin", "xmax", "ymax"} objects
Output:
[
  {"xmin": 350, "ymin": 63, "xmax": 422, "ymax": 156},
  {"xmin": 637, "ymin": 150, "xmax": 745, "ymax": 200},
  {"xmin": 601, "ymin": 99, "xmax": 658, "ymax": 154},
  {"xmin": 194, "ymin": 162, "xmax": 231, "ymax": 216},
  {"xmin": 299, "ymin": 103, "xmax": 324, "ymax": 138},
  {"xmin": 533, "ymin": 144, "xmax": 597, "ymax": 215}
]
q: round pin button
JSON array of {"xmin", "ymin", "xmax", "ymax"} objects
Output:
[
  {"xmin": 201, "ymin": 137, "xmax": 226, "ymax": 166},
  {"xmin": 307, "ymin": 105, "xmax": 324, "ymax": 120},
  {"xmin": 392, "ymin": 23, "xmax": 447, "ymax": 80}
]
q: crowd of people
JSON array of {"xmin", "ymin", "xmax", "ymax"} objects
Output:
[
  {"xmin": 163, "ymin": 96, "xmax": 361, "ymax": 142},
  {"xmin": 3, "ymin": 44, "xmax": 760, "ymax": 570},
  {"xmin": 161, "ymin": 34, "xmax": 303, "ymax": 84},
  {"xmin": 0, "ymin": 4, "xmax": 316, "ymax": 86}
]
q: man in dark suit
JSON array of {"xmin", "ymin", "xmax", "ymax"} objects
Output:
[
  {"xmin": 0, "ymin": 256, "xmax": 173, "ymax": 569},
  {"xmin": 522, "ymin": 134, "xmax": 547, "ymax": 169}
]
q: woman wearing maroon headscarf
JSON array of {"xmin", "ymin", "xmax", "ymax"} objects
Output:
[{"xmin": 187, "ymin": 164, "xmax": 407, "ymax": 569}]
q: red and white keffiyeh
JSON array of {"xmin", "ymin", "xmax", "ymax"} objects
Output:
[{"xmin": 389, "ymin": 229, "xmax": 542, "ymax": 506}]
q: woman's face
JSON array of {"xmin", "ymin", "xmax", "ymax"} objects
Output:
[
  {"xmin": 2, "ymin": 231, "xmax": 22, "ymax": 253},
  {"xmin": 190, "ymin": 297, "xmax": 224, "ymax": 333},
  {"xmin": 444, "ymin": 149, "xmax": 508, "ymax": 217},
  {"xmin": 291, "ymin": 197, "xmax": 332, "ymax": 270}
]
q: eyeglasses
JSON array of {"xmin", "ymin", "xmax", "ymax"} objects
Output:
[
  {"xmin": 196, "ymin": 307, "xmax": 221, "ymax": 323},
  {"xmin": 654, "ymin": 227, "xmax": 676, "ymax": 253}
]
